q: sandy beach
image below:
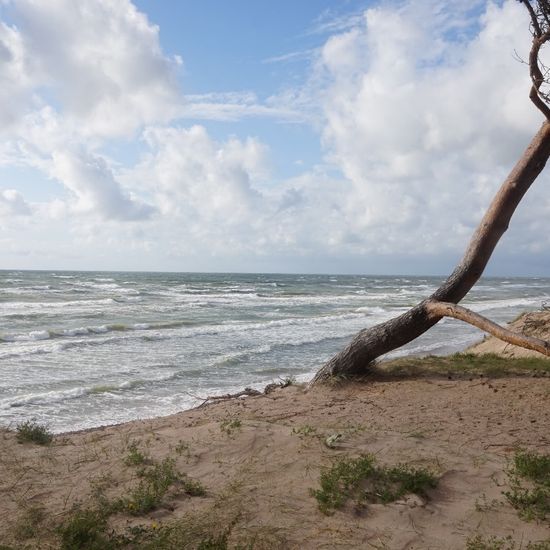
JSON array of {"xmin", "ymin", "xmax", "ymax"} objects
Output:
[
  {"xmin": 1, "ymin": 377, "xmax": 549, "ymax": 548},
  {"xmin": 1, "ymin": 314, "xmax": 550, "ymax": 549}
]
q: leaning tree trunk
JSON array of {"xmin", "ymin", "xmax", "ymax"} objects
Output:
[{"xmin": 312, "ymin": 120, "xmax": 550, "ymax": 384}]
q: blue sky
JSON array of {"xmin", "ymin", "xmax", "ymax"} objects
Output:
[{"xmin": 1, "ymin": 0, "xmax": 549, "ymax": 275}]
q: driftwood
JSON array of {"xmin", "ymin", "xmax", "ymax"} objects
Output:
[{"xmin": 194, "ymin": 387, "xmax": 263, "ymax": 409}]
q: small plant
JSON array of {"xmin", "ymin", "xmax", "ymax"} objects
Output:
[
  {"xmin": 181, "ymin": 477, "xmax": 207, "ymax": 497},
  {"xmin": 513, "ymin": 450, "xmax": 550, "ymax": 483},
  {"xmin": 474, "ymin": 493, "xmax": 500, "ymax": 513},
  {"xmin": 15, "ymin": 420, "xmax": 53, "ymax": 445},
  {"xmin": 196, "ymin": 531, "xmax": 229, "ymax": 549},
  {"xmin": 118, "ymin": 457, "xmax": 205, "ymax": 515},
  {"xmin": 57, "ymin": 506, "xmax": 113, "ymax": 550},
  {"xmin": 504, "ymin": 450, "xmax": 550, "ymax": 521},
  {"xmin": 13, "ymin": 505, "xmax": 45, "ymax": 540},
  {"xmin": 124, "ymin": 457, "xmax": 181, "ymax": 514},
  {"xmin": 124, "ymin": 440, "xmax": 149, "ymax": 466},
  {"xmin": 291, "ymin": 425, "xmax": 317, "ymax": 438},
  {"xmin": 220, "ymin": 418, "xmax": 242, "ymax": 437},
  {"xmin": 175, "ymin": 439, "xmax": 191, "ymax": 459},
  {"xmin": 466, "ymin": 534, "xmax": 550, "ymax": 550},
  {"xmin": 311, "ymin": 454, "xmax": 437, "ymax": 515}
]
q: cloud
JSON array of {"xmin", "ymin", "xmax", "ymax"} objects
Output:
[
  {"xmin": 50, "ymin": 149, "xmax": 154, "ymax": 221},
  {"xmin": 7, "ymin": 0, "xmax": 182, "ymax": 139},
  {"xmin": 0, "ymin": 189, "xmax": 31, "ymax": 216},
  {"xmin": 313, "ymin": 0, "xmax": 545, "ymax": 256},
  {"xmin": 0, "ymin": 19, "xmax": 33, "ymax": 130},
  {"xmin": 138, "ymin": 126, "xmax": 265, "ymax": 232},
  {"xmin": 262, "ymin": 48, "xmax": 317, "ymax": 65},
  {"xmin": 180, "ymin": 92, "xmax": 303, "ymax": 122},
  {"xmin": 2, "ymin": 0, "xmax": 550, "ymax": 272}
]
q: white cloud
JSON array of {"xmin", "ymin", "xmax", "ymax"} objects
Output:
[
  {"xmin": 314, "ymin": 0, "xmax": 545, "ymax": 256},
  {"xmin": 50, "ymin": 149, "xmax": 154, "ymax": 221},
  {"xmin": 0, "ymin": 18, "xmax": 33, "ymax": 129},
  {"xmin": 0, "ymin": 188, "xmax": 31, "ymax": 216},
  {"xmin": 138, "ymin": 126, "xmax": 265, "ymax": 234},
  {"xmin": 2, "ymin": 0, "xmax": 550, "ymax": 272},
  {"xmin": 9, "ymin": 0, "xmax": 181, "ymax": 139}
]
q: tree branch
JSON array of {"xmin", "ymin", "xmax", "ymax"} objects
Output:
[
  {"xmin": 520, "ymin": 0, "xmax": 543, "ymax": 36},
  {"xmin": 425, "ymin": 300, "xmax": 550, "ymax": 357}
]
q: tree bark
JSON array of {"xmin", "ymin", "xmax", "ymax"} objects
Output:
[
  {"xmin": 312, "ymin": 120, "xmax": 550, "ymax": 384},
  {"xmin": 425, "ymin": 301, "xmax": 550, "ymax": 357}
]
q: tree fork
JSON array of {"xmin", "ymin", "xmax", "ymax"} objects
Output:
[{"xmin": 312, "ymin": 120, "xmax": 550, "ymax": 384}]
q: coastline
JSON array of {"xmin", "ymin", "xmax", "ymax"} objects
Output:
[
  {"xmin": 1, "ymin": 351, "xmax": 550, "ymax": 548},
  {"xmin": 3, "ymin": 271, "xmax": 549, "ymax": 434}
]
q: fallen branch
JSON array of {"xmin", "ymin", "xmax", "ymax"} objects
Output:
[
  {"xmin": 425, "ymin": 300, "xmax": 550, "ymax": 357},
  {"xmin": 194, "ymin": 387, "xmax": 263, "ymax": 409}
]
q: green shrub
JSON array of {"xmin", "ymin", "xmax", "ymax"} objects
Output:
[
  {"xmin": 504, "ymin": 450, "xmax": 550, "ymax": 521},
  {"xmin": 124, "ymin": 441, "xmax": 149, "ymax": 466},
  {"xmin": 119, "ymin": 457, "xmax": 205, "ymax": 515},
  {"xmin": 311, "ymin": 454, "xmax": 437, "ymax": 515},
  {"xmin": 57, "ymin": 507, "xmax": 114, "ymax": 550},
  {"xmin": 15, "ymin": 420, "xmax": 53, "ymax": 445},
  {"xmin": 466, "ymin": 534, "xmax": 550, "ymax": 550}
]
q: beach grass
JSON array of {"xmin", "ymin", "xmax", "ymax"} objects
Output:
[
  {"xmin": 377, "ymin": 353, "xmax": 550, "ymax": 379},
  {"xmin": 15, "ymin": 420, "xmax": 53, "ymax": 445},
  {"xmin": 311, "ymin": 454, "xmax": 437, "ymax": 515},
  {"xmin": 504, "ymin": 450, "xmax": 550, "ymax": 522}
]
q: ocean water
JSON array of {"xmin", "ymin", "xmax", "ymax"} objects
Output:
[{"xmin": 1, "ymin": 270, "xmax": 549, "ymax": 433}]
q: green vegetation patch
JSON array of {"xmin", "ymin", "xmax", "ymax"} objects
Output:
[
  {"xmin": 55, "ymin": 500, "xmax": 283, "ymax": 549},
  {"xmin": 57, "ymin": 506, "xmax": 114, "ymax": 550},
  {"xmin": 311, "ymin": 454, "xmax": 437, "ymax": 515},
  {"xmin": 466, "ymin": 534, "xmax": 550, "ymax": 550},
  {"xmin": 13, "ymin": 505, "xmax": 46, "ymax": 540},
  {"xmin": 118, "ymin": 457, "xmax": 205, "ymax": 515},
  {"xmin": 378, "ymin": 353, "xmax": 550, "ymax": 379},
  {"xmin": 15, "ymin": 420, "xmax": 53, "ymax": 445},
  {"xmin": 219, "ymin": 418, "xmax": 242, "ymax": 437},
  {"xmin": 124, "ymin": 440, "xmax": 150, "ymax": 466},
  {"xmin": 504, "ymin": 450, "xmax": 550, "ymax": 522}
]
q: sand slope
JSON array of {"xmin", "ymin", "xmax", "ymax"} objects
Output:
[{"xmin": 468, "ymin": 310, "xmax": 550, "ymax": 358}]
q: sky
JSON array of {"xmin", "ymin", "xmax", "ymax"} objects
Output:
[{"xmin": 0, "ymin": 0, "xmax": 549, "ymax": 276}]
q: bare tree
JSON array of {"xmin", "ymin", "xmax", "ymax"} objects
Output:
[{"xmin": 312, "ymin": 0, "xmax": 550, "ymax": 384}]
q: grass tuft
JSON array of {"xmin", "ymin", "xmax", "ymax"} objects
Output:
[
  {"xmin": 117, "ymin": 457, "xmax": 205, "ymax": 515},
  {"xmin": 466, "ymin": 534, "xmax": 550, "ymax": 550},
  {"xmin": 124, "ymin": 440, "xmax": 150, "ymax": 466},
  {"xmin": 378, "ymin": 353, "xmax": 550, "ymax": 379},
  {"xmin": 13, "ymin": 505, "xmax": 46, "ymax": 540},
  {"xmin": 57, "ymin": 506, "xmax": 114, "ymax": 550},
  {"xmin": 219, "ymin": 418, "xmax": 242, "ymax": 437},
  {"xmin": 15, "ymin": 420, "xmax": 53, "ymax": 445},
  {"xmin": 311, "ymin": 454, "xmax": 437, "ymax": 515},
  {"xmin": 504, "ymin": 450, "xmax": 550, "ymax": 522}
]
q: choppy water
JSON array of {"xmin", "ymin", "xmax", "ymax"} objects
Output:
[{"xmin": 1, "ymin": 270, "xmax": 549, "ymax": 432}]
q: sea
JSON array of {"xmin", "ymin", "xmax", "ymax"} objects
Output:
[{"xmin": 1, "ymin": 270, "xmax": 549, "ymax": 433}]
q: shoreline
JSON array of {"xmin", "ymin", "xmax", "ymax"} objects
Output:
[
  {"xmin": 1, "ymin": 312, "xmax": 549, "ymax": 548},
  {"xmin": 34, "ymin": 306, "xmax": 550, "ymax": 438},
  {"xmin": 1, "ymin": 368, "xmax": 549, "ymax": 549}
]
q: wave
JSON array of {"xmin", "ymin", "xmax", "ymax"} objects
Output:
[
  {"xmin": 464, "ymin": 296, "xmax": 548, "ymax": 313},
  {"xmin": 210, "ymin": 344, "xmax": 273, "ymax": 368},
  {"xmin": 0, "ymin": 319, "xmax": 198, "ymax": 343},
  {"xmin": 1, "ymin": 379, "xmax": 148, "ymax": 409},
  {"xmin": 0, "ymin": 298, "xmax": 117, "ymax": 311}
]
